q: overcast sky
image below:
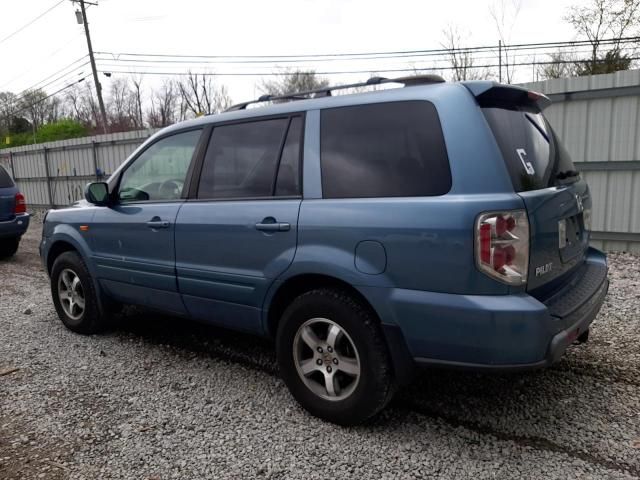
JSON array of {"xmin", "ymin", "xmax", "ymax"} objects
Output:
[{"xmin": 1, "ymin": 0, "xmax": 578, "ymax": 103}]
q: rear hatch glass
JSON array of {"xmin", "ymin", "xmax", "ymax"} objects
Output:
[
  {"xmin": 0, "ymin": 165, "xmax": 16, "ymax": 221},
  {"xmin": 482, "ymin": 106, "xmax": 590, "ymax": 292},
  {"xmin": 482, "ymin": 107, "xmax": 578, "ymax": 192}
]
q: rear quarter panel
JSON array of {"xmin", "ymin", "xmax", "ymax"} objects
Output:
[{"xmin": 290, "ymin": 86, "xmax": 524, "ymax": 303}]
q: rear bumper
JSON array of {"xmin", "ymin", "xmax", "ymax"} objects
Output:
[
  {"xmin": 0, "ymin": 213, "xmax": 30, "ymax": 239},
  {"xmin": 371, "ymin": 247, "xmax": 608, "ymax": 371}
]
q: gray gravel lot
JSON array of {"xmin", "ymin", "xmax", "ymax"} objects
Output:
[{"xmin": 1, "ymin": 223, "xmax": 639, "ymax": 479}]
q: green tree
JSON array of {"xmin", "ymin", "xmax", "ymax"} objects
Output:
[
  {"xmin": 36, "ymin": 119, "xmax": 87, "ymax": 143},
  {"xmin": 566, "ymin": 0, "xmax": 640, "ymax": 75}
]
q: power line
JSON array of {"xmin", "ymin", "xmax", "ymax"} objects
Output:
[
  {"xmin": 94, "ymin": 36, "xmax": 640, "ymax": 61},
  {"xmin": 94, "ymin": 46, "xmax": 628, "ymax": 74},
  {"xmin": 9, "ymin": 76, "xmax": 88, "ymax": 118},
  {"xmin": 0, "ymin": 0, "xmax": 66, "ymax": 46},
  {"xmin": 0, "ymin": 32, "xmax": 85, "ymax": 91},
  {"xmin": 17, "ymin": 56, "xmax": 89, "ymax": 95},
  {"xmin": 13, "ymin": 67, "xmax": 88, "ymax": 107},
  {"xmin": 96, "ymin": 55, "xmax": 640, "ymax": 77}
]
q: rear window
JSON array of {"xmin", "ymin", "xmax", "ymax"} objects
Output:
[
  {"xmin": 0, "ymin": 165, "xmax": 14, "ymax": 188},
  {"xmin": 482, "ymin": 107, "xmax": 577, "ymax": 192},
  {"xmin": 320, "ymin": 101, "xmax": 451, "ymax": 198}
]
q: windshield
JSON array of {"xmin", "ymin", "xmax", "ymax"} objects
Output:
[{"xmin": 482, "ymin": 107, "xmax": 577, "ymax": 192}]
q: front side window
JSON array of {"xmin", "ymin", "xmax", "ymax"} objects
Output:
[
  {"xmin": 118, "ymin": 129, "xmax": 201, "ymax": 202},
  {"xmin": 197, "ymin": 118, "xmax": 293, "ymax": 199},
  {"xmin": 320, "ymin": 101, "xmax": 451, "ymax": 199}
]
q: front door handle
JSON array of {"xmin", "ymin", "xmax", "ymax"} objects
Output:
[
  {"xmin": 146, "ymin": 219, "xmax": 170, "ymax": 229},
  {"xmin": 255, "ymin": 217, "xmax": 290, "ymax": 232}
]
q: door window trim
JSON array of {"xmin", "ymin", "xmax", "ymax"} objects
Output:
[
  {"xmin": 190, "ymin": 112, "xmax": 306, "ymax": 202},
  {"xmin": 111, "ymin": 126, "xmax": 206, "ymax": 205}
]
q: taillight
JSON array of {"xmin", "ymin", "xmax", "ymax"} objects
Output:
[
  {"xmin": 475, "ymin": 210, "xmax": 529, "ymax": 285},
  {"xmin": 15, "ymin": 192, "xmax": 26, "ymax": 214}
]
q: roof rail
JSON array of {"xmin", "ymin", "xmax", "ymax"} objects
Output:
[{"xmin": 225, "ymin": 74, "xmax": 445, "ymax": 112}]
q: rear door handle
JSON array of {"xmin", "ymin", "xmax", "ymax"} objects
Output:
[
  {"xmin": 146, "ymin": 219, "xmax": 170, "ymax": 229},
  {"xmin": 255, "ymin": 218, "xmax": 290, "ymax": 232}
]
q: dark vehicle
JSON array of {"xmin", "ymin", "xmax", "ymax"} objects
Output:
[{"xmin": 0, "ymin": 165, "xmax": 29, "ymax": 258}]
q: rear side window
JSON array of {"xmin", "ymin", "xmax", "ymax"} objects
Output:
[
  {"xmin": 320, "ymin": 101, "xmax": 451, "ymax": 198},
  {"xmin": 198, "ymin": 118, "xmax": 292, "ymax": 199},
  {"xmin": 482, "ymin": 108, "xmax": 577, "ymax": 192},
  {"xmin": 0, "ymin": 165, "xmax": 14, "ymax": 188}
]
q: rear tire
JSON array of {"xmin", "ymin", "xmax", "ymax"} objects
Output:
[
  {"xmin": 51, "ymin": 251, "xmax": 108, "ymax": 334},
  {"xmin": 276, "ymin": 288, "xmax": 395, "ymax": 425},
  {"xmin": 0, "ymin": 237, "xmax": 20, "ymax": 259}
]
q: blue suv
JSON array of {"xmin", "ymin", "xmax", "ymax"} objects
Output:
[
  {"xmin": 0, "ymin": 165, "xmax": 29, "ymax": 258},
  {"xmin": 40, "ymin": 76, "xmax": 609, "ymax": 424}
]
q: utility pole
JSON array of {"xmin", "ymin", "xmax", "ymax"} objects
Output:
[
  {"xmin": 76, "ymin": 0, "xmax": 108, "ymax": 134},
  {"xmin": 498, "ymin": 40, "xmax": 502, "ymax": 83}
]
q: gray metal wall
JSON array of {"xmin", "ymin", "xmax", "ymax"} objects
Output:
[
  {"xmin": 1, "ymin": 70, "xmax": 640, "ymax": 252},
  {"xmin": 0, "ymin": 129, "xmax": 157, "ymax": 208},
  {"xmin": 523, "ymin": 70, "xmax": 640, "ymax": 253}
]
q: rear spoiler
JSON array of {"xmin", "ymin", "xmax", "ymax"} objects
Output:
[{"xmin": 462, "ymin": 81, "xmax": 551, "ymax": 111}]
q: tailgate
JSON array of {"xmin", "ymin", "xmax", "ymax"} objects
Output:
[
  {"xmin": 475, "ymin": 84, "xmax": 590, "ymax": 291},
  {"xmin": 0, "ymin": 187, "xmax": 16, "ymax": 222},
  {"xmin": 518, "ymin": 180, "xmax": 590, "ymax": 290}
]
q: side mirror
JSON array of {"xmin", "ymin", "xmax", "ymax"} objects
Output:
[{"xmin": 85, "ymin": 182, "xmax": 110, "ymax": 206}]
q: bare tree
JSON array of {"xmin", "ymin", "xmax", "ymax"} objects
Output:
[
  {"xmin": 131, "ymin": 77, "xmax": 144, "ymax": 129},
  {"xmin": 107, "ymin": 78, "xmax": 132, "ymax": 131},
  {"xmin": 0, "ymin": 92, "xmax": 19, "ymax": 136},
  {"xmin": 65, "ymin": 82, "xmax": 101, "ymax": 130},
  {"xmin": 260, "ymin": 70, "xmax": 329, "ymax": 98},
  {"xmin": 490, "ymin": 0, "xmax": 523, "ymax": 83},
  {"xmin": 18, "ymin": 89, "xmax": 59, "ymax": 130},
  {"xmin": 177, "ymin": 72, "xmax": 231, "ymax": 117},
  {"xmin": 538, "ymin": 50, "xmax": 579, "ymax": 79},
  {"xmin": 147, "ymin": 79, "xmax": 179, "ymax": 128},
  {"xmin": 565, "ymin": 0, "xmax": 640, "ymax": 75},
  {"xmin": 441, "ymin": 25, "xmax": 494, "ymax": 81}
]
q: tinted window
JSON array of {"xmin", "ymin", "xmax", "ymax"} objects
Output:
[
  {"xmin": 276, "ymin": 116, "xmax": 303, "ymax": 196},
  {"xmin": 198, "ymin": 118, "xmax": 289, "ymax": 199},
  {"xmin": 482, "ymin": 107, "xmax": 577, "ymax": 192},
  {"xmin": 320, "ymin": 101, "xmax": 451, "ymax": 199},
  {"xmin": 119, "ymin": 129, "xmax": 201, "ymax": 202},
  {"xmin": 0, "ymin": 165, "xmax": 14, "ymax": 188}
]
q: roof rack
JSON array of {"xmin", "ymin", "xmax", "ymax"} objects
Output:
[{"xmin": 225, "ymin": 74, "xmax": 445, "ymax": 112}]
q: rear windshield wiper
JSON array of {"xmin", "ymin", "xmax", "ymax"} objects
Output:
[{"xmin": 556, "ymin": 170, "xmax": 580, "ymax": 180}]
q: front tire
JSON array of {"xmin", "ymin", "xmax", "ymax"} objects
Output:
[
  {"xmin": 51, "ymin": 251, "xmax": 107, "ymax": 334},
  {"xmin": 0, "ymin": 237, "xmax": 20, "ymax": 259},
  {"xmin": 276, "ymin": 288, "xmax": 394, "ymax": 425}
]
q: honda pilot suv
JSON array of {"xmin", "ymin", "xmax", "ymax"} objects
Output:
[{"xmin": 40, "ymin": 76, "xmax": 608, "ymax": 425}]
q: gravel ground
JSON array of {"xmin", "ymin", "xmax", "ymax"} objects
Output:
[{"xmin": 1, "ymin": 223, "xmax": 639, "ymax": 480}]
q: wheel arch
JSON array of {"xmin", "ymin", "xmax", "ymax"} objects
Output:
[
  {"xmin": 45, "ymin": 225, "xmax": 94, "ymax": 274},
  {"xmin": 265, "ymin": 272, "xmax": 416, "ymax": 386},
  {"xmin": 46, "ymin": 240, "xmax": 79, "ymax": 274},
  {"xmin": 265, "ymin": 273, "xmax": 378, "ymax": 339}
]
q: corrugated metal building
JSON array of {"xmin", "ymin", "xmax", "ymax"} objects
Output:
[
  {"xmin": 1, "ymin": 69, "xmax": 639, "ymax": 252},
  {"xmin": 523, "ymin": 70, "xmax": 640, "ymax": 253},
  {"xmin": 0, "ymin": 129, "xmax": 157, "ymax": 207}
]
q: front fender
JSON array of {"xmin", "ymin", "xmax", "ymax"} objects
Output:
[
  {"xmin": 45, "ymin": 224, "xmax": 95, "ymax": 275},
  {"xmin": 42, "ymin": 223, "xmax": 114, "ymax": 315}
]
